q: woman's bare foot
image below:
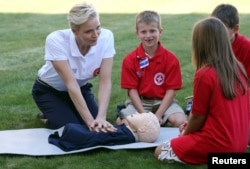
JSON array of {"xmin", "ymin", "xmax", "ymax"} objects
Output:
[{"xmin": 37, "ymin": 112, "xmax": 47, "ymax": 124}]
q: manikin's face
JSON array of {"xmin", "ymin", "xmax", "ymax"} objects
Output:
[
  {"xmin": 73, "ymin": 17, "xmax": 101, "ymax": 47},
  {"xmin": 136, "ymin": 22, "xmax": 162, "ymax": 49},
  {"xmin": 126, "ymin": 112, "xmax": 161, "ymax": 143},
  {"xmin": 126, "ymin": 112, "xmax": 153, "ymax": 131},
  {"xmin": 126, "ymin": 113, "xmax": 141, "ymax": 131}
]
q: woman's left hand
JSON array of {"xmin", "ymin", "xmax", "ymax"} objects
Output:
[{"xmin": 90, "ymin": 119, "xmax": 117, "ymax": 133}]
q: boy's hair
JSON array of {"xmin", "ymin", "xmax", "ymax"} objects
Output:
[
  {"xmin": 135, "ymin": 10, "xmax": 162, "ymax": 30},
  {"xmin": 211, "ymin": 4, "xmax": 239, "ymax": 29},
  {"xmin": 67, "ymin": 2, "xmax": 99, "ymax": 30},
  {"xmin": 191, "ymin": 17, "xmax": 248, "ymax": 99}
]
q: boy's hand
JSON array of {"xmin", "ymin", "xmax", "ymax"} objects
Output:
[{"xmin": 155, "ymin": 114, "xmax": 163, "ymax": 125}]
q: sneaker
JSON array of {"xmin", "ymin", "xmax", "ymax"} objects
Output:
[
  {"xmin": 158, "ymin": 142, "xmax": 184, "ymax": 163},
  {"xmin": 185, "ymin": 96, "xmax": 193, "ymax": 115}
]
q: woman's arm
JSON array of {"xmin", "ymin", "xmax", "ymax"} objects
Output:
[
  {"xmin": 52, "ymin": 60, "xmax": 94, "ymax": 128},
  {"xmin": 93, "ymin": 57, "xmax": 116, "ymax": 131}
]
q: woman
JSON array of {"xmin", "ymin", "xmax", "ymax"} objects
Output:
[
  {"xmin": 32, "ymin": 2, "xmax": 116, "ymax": 132},
  {"xmin": 154, "ymin": 17, "xmax": 249, "ymax": 165}
]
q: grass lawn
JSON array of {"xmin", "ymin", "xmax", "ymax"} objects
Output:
[{"xmin": 0, "ymin": 1, "xmax": 250, "ymax": 169}]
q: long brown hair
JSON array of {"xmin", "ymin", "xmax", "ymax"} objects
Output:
[{"xmin": 191, "ymin": 17, "xmax": 249, "ymax": 99}]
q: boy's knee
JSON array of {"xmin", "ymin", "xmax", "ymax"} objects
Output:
[{"xmin": 167, "ymin": 113, "xmax": 187, "ymax": 127}]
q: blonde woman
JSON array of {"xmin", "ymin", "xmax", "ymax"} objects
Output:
[{"xmin": 32, "ymin": 2, "xmax": 116, "ymax": 132}]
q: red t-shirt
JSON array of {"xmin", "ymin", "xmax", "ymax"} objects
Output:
[
  {"xmin": 121, "ymin": 42, "xmax": 182, "ymax": 98},
  {"xmin": 171, "ymin": 67, "xmax": 249, "ymax": 165},
  {"xmin": 232, "ymin": 33, "xmax": 250, "ymax": 78}
]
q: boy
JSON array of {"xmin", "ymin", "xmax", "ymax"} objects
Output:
[
  {"xmin": 211, "ymin": 4, "xmax": 250, "ymax": 78},
  {"xmin": 211, "ymin": 3, "xmax": 250, "ymax": 146},
  {"xmin": 116, "ymin": 10, "xmax": 187, "ymax": 127}
]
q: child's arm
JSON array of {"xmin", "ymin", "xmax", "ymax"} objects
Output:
[
  {"xmin": 155, "ymin": 90, "xmax": 176, "ymax": 124},
  {"xmin": 181, "ymin": 113, "xmax": 206, "ymax": 135},
  {"xmin": 128, "ymin": 89, "xmax": 145, "ymax": 113}
]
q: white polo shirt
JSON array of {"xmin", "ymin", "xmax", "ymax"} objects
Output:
[{"xmin": 38, "ymin": 28, "xmax": 116, "ymax": 91}]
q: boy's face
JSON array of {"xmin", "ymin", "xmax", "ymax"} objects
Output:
[
  {"xmin": 224, "ymin": 24, "xmax": 239, "ymax": 43},
  {"xmin": 136, "ymin": 22, "xmax": 162, "ymax": 48}
]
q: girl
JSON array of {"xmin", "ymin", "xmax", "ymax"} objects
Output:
[{"xmin": 154, "ymin": 17, "xmax": 250, "ymax": 165}]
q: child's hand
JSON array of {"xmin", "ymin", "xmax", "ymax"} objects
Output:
[
  {"xmin": 179, "ymin": 121, "xmax": 188, "ymax": 136},
  {"xmin": 155, "ymin": 114, "xmax": 163, "ymax": 125}
]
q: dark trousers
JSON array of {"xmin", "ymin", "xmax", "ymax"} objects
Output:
[
  {"xmin": 49, "ymin": 123, "xmax": 135, "ymax": 151},
  {"xmin": 32, "ymin": 79, "xmax": 98, "ymax": 129}
]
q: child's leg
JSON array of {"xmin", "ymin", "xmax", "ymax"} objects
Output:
[
  {"xmin": 155, "ymin": 141, "xmax": 184, "ymax": 163},
  {"xmin": 162, "ymin": 101, "xmax": 187, "ymax": 127}
]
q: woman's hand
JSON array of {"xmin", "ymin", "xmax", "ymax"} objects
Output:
[{"xmin": 89, "ymin": 119, "xmax": 117, "ymax": 133}]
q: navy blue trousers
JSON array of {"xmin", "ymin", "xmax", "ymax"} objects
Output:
[
  {"xmin": 32, "ymin": 79, "xmax": 98, "ymax": 129},
  {"xmin": 49, "ymin": 124, "xmax": 135, "ymax": 151}
]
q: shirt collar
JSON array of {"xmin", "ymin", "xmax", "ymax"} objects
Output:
[
  {"xmin": 136, "ymin": 41, "xmax": 163, "ymax": 60},
  {"xmin": 70, "ymin": 30, "xmax": 97, "ymax": 57}
]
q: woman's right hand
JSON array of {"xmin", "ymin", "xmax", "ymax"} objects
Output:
[{"xmin": 89, "ymin": 118, "xmax": 117, "ymax": 133}]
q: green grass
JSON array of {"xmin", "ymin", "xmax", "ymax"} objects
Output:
[{"xmin": 0, "ymin": 7, "xmax": 250, "ymax": 169}]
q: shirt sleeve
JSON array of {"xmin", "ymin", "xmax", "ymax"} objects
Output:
[
  {"xmin": 164, "ymin": 55, "xmax": 182, "ymax": 90},
  {"xmin": 192, "ymin": 67, "xmax": 216, "ymax": 116},
  {"xmin": 121, "ymin": 54, "xmax": 139, "ymax": 89},
  {"xmin": 45, "ymin": 32, "xmax": 68, "ymax": 61},
  {"xmin": 101, "ymin": 29, "xmax": 116, "ymax": 59}
]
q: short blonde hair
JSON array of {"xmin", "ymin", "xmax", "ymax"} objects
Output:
[
  {"xmin": 67, "ymin": 2, "xmax": 99, "ymax": 30},
  {"xmin": 135, "ymin": 10, "xmax": 162, "ymax": 30}
]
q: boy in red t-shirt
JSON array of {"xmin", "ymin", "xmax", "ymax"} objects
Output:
[
  {"xmin": 211, "ymin": 3, "xmax": 250, "ymax": 146},
  {"xmin": 211, "ymin": 3, "xmax": 250, "ymax": 77},
  {"xmin": 116, "ymin": 10, "xmax": 187, "ymax": 127}
]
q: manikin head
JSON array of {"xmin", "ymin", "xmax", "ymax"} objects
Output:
[{"xmin": 126, "ymin": 112, "xmax": 160, "ymax": 143}]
